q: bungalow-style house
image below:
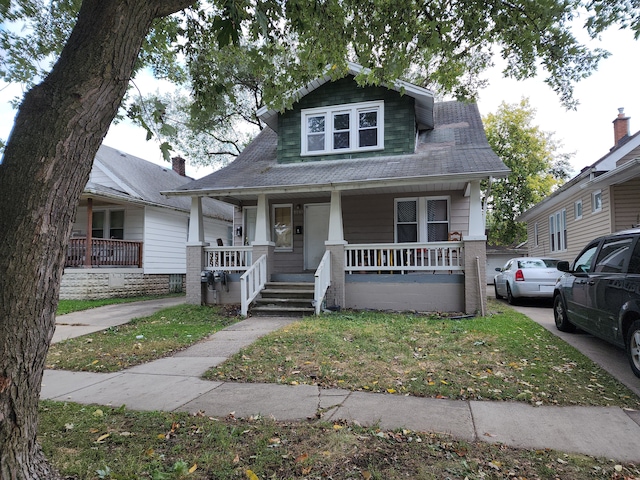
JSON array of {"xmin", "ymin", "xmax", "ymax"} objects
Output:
[
  {"xmin": 164, "ymin": 63, "xmax": 510, "ymax": 316},
  {"xmin": 519, "ymin": 109, "xmax": 640, "ymax": 263},
  {"xmin": 61, "ymin": 145, "xmax": 233, "ymax": 300}
]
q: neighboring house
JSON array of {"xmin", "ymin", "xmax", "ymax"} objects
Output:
[
  {"xmin": 520, "ymin": 108, "xmax": 640, "ymax": 263},
  {"xmin": 164, "ymin": 63, "xmax": 509, "ymax": 315},
  {"xmin": 61, "ymin": 145, "xmax": 234, "ymax": 300},
  {"xmin": 486, "ymin": 244, "xmax": 528, "ymax": 284}
]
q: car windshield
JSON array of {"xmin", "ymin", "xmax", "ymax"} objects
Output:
[
  {"xmin": 542, "ymin": 259, "xmax": 560, "ymax": 267},
  {"xmin": 517, "ymin": 259, "xmax": 546, "ymax": 269}
]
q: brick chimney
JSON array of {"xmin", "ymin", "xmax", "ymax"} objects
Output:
[
  {"xmin": 171, "ymin": 156, "xmax": 186, "ymax": 176},
  {"xmin": 613, "ymin": 108, "xmax": 630, "ymax": 147}
]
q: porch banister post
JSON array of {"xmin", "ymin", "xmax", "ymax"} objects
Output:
[
  {"xmin": 467, "ymin": 180, "xmax": 486, "ymax": 240},
  {"xmin": 85, "ymin": 197, "xmax": 93, "ymax": 267},
  {"xmin": 188, "ymin": 196, "xmax": 205, "ymax": 245},
  {"xmin": 327, "ymin": 190, "xmax": 345, "ymax": 242},
  {"xmin": 254, "ymin": 193, "xmax": 271, "ymax": 243}
]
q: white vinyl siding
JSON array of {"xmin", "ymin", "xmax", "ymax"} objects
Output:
[
  {"xmin": 612, "ymin": 178, "xmax": 640, "ymax": 231},
  {"xmin": 143, "ymin": 207, "xmax": 188, "ymax": 274}
]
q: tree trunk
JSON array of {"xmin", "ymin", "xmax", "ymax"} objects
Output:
[{"xmin": 0, "ymin": 0, "xmax": 193, "ymax": 477}]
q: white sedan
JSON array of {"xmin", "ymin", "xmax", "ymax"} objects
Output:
[{"xmin": 494, "ymin": 257, "xmax": 562, "ymax": 305}]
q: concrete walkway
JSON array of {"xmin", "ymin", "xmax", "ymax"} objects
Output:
[{"xmin": 43, "ymin": 299, "xmax": 640, "ymax": 463}]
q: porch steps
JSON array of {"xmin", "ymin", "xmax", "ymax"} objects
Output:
[{"xmin": 251, "ymin": 282, "xmax": 315, "ymax": 317}]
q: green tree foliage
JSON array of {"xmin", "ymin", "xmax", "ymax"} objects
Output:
[{"xmin": 483, "ymin": 98, "xmax": 572, "ymax": 246}]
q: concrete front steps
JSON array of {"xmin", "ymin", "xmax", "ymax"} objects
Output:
[{"xmin": 250, "ymin": 281, "xmax": 315, "ymax": 317}]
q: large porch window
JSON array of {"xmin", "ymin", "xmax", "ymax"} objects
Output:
[
  {"xmin": 395, "ymin": 197, "xmax": 450, "ymax": 243},
  {"xmin": 92, "ymin": 209, "xmax": 125, "ymax": 239}
]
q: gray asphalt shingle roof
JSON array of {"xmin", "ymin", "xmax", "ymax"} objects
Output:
[
  {"xmin": 90, "ymin": 145, "xmax": 233, "ymax": 221},
  {"xmin": 169, "ymin": 101, "xmax": 508, "ymax": 195}
]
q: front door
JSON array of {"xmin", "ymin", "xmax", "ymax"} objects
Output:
[{"xmin": 304, "ymin": 203, "xmax": 330, "ymax": 270}]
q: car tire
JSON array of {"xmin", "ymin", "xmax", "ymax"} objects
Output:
[
  {"xmin": 626, "ymin": 320, "xmax": 640, "ymax": 379},
  {"xmin": 506, "ymin": 284, "xmax": 517, "ymax": 305},
  {"xmin": 494, "ymin": 284, "xmax": 503, "ymax": 300},
  {"xmin": 554, "ymin": 295, "xmax": 575, "ymax": 333}
]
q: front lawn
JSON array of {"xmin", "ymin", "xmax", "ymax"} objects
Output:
[
  {"xmin": 39, "ymin": 401, "xmax": 640, "ymax": 480},
  {"xmin": 207, "ymin": 300, "xmax": 640, "ymax": 408},
  {"xmin": 47, "ymin": 305, "xmax": 239, "ymax": 372}
]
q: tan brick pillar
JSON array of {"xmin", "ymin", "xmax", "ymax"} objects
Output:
[
  {"xmin": 463, "ymin": 239, "xmax": 487, "ymax": 315},
  {"xmin": 186, "ymin": 245, "xmax": 206, "ymax": 305},
  {"xmin": 325, "ymin": 242, "xmax": 346, "ymax": 309}
]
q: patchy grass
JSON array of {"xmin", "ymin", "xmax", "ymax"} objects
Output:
[
  {"xmin": 39, "ymin": 401, "xmax": 640, "ymax": 480},
  {"xmin": 47, "ymin": 305, "xmax": 239, "ymax": 372},
  {"xmin": 56, "ymin": 294, "xmax": 184, "ymax": 315},
  {"xmin": 207, "ymin": 300, "xmax": 640, "ymax": 408}
]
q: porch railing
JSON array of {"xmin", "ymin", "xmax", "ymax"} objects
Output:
[
  {"xmin": 65, "ymin": 238, "xmax": 143, "ymax": 268},
  {"xmin": 240, "ymin": 254, "xmax": 267, "ymax": 317},
  {"xmin": 344, "ymin": 241, "xmax": 463, "ymax": 274},
  {"xmin": 313, "ymin": 250, "xmax": 331, "ymax": 315},
  {"xmin": 204, "ymin": 246, "xmax": 252, "ymax": 272}
]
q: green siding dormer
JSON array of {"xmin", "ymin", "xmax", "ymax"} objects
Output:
[{"xmin": 277, "ymin": 77, "xmax": 416, "ymax": 164}]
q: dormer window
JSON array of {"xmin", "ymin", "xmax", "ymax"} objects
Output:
[{"xmin": 301, "ymin": 101, "xmax": 384, "ymax": 155}]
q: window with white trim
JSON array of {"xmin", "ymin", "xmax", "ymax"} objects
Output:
[
  {"xmin": 272, "ymin": 204, "xmax": 293, "ymax": 251},
  {"xmin": 301, "ymin": 101, "xmax": 384, "ymax": 155},
  {"xmin": 395, "ymin": 197, "xmax": 450, "ymax": 243},
  {"xmin": 549, "ymin": 209, "xmax": 567, "ymax": 252},
  {"xmin": 574, "ymin": 200, "xmax": 582, "ymax": 220},
  {"xmin": 592, "ymin": 190, "xmax": 602, "ymax": 213}
]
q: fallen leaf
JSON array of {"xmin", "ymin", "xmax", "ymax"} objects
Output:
[
  {"xmin": 387, "ymin": 388, "xmax": 396, "ymax": 394},
  {"xmin": 233, "ymin": 454, "xmax": 240, "ymax": 464},
  {"xmin": 362, "ymin": 471, "xmax": 372, "ymax": 479},
  {"xmin": 333, "ymin": 424, "xmax": 343, "ymax": 430},
  {"xmin": 95, "ymin": 433, "xmax": 110, "ymax": 443},
  {"xmin": 302, "ymin": 466, "xmax": 312, "ymax": 474},
  {"xmin": 246, "ymin": 470, "xmax": 259, "ymax": 480},
  {"xmin": 92, "ymin": 409, "xmax": 104, "ymax": 417},
  {"xmin": 188, "ymin": 464, "xmax": 197, "ymax": 473},
  {"xmin": 295, "ymin": 453, "xmax": 308, "ymax": 463}
]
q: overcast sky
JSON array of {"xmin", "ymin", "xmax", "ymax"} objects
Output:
[{"xmin": 1, "ymin": 24, "xmax": 638, "ymax": 178}]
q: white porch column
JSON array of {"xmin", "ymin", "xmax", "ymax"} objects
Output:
[
  {"xmin": 467, "ymin": 180, "xmax": 486, "ymax": 240},
  {"xmin": 188, "ymin": 196, "xmax": 205, "ymax": 245},
  {"xmin": 254, "ymin": 193, "xmax": 271, "ymax": 244},
  {"xmin": 327, "ymin": 190, "xmax": 345, "ymax": 243}
]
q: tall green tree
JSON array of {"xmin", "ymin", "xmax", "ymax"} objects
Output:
[
  {"xmin": 0, "ymin": 1, "xmax": 638, "ymax": 478},
  {"xmin": 483, "ymin": 98, "xmax": 571, "ymax": 246}
]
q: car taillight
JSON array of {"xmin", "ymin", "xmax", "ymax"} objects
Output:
[{"xmin": 515, "ymin": 269, "xmax": 525, "ymax": 281}]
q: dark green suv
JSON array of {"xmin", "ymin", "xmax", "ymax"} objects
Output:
[{"xmin": 554, "ymin": 228, "xmax": 640, "ymax": 378}]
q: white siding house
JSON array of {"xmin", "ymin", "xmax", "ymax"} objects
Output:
[{"xmin": 60, "ymin": 145, "xmax": 233, "ymax": 300}]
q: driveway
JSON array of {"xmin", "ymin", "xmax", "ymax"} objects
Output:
[{"xmin": 491, "ymin": 295, "xmax": 640, "ymax": 399}]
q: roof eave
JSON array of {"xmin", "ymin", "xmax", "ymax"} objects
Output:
[{"xmin": 162, "ymin": 169, "xmax": 509, "ymax": 198}]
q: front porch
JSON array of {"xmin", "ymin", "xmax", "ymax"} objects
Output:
[{"xmin": 186, "ymin": 183, "xmax": 487, "ymax": 316}]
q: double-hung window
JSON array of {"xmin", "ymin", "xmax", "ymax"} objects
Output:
[
  {"xmin": 395, "ymin": 197, "xmax": 450, "ymax": 243},
  {"xmin": 302, "ymin": 101, "xmax": 384, "ymax": 155},
  {"xmin": 592, "ymin": 190, "xmax": 602, "ymax": 213},
  {"xmin": 549, "ymin": 209, "xmax": 567, "ymax": 252}
]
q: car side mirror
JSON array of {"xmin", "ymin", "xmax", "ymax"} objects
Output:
[
  {"xmin": 495, "ymin": 267, "xmax": 502, "ymax": 272},
  {"xmin": 556, "ymin": 261, "xmax": 570, "ymax": 272}
]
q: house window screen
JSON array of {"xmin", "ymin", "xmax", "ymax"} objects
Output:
[
  {"xmin": 427, "ymin": 199, "xmax": 448, "ymax": 241},
  {"xmin": 92, "ymin": 211, "xmax": 105, "ymax": 238},
  {"xmin": 358, "ymin": 110, "xmax": 378, "ymax": 147},
  {"xmin": 396, "ymin": 200, "xmax": 418, "ymax": 242},
  {"xmin": 307, "ymin": 115, "xmax": 325, "ymax": 152},
  {"xmin": 109, "ymin": 210, "xmax": 124, "ymax": 239},
  {"xmin": 549, "ymin": 209, "xmax": 567, "ymax": 252},
  {"xmin": 332, "ymin": 112, "xmax": 350, "ymax": 149}
]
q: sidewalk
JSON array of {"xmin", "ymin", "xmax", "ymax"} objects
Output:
[{"xmin": 43, "ymin": 299, "xmax": 640, "ymax": 463}]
